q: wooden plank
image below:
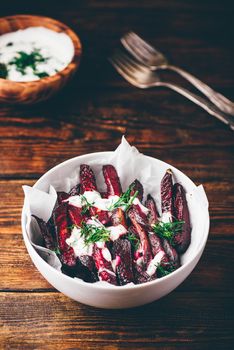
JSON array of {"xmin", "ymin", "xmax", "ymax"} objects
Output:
[
  {"xmin": 0, "ymin": 236, "xmax": 233, "ymax": 291},
  {"xmin": 0, "ymin": 291, "xmax": 233, "ymax": 349},
  {"xmin": 1, "ymin": 88, "xmax": 234, "ymax": 131},
  {"xmin": 0, "ymin": 96, "xmax": 233, "ymax": 179},
  {"xmin": 0, "ymin": 234, "xmax": 51, "ymax": 290},
  {"xmin": 2, "ymin": 89, "xmax": 234, "ymax": 132},
  {"xmin": 0, "ymin": 138, "xmax": 233, "ymax": 180}
]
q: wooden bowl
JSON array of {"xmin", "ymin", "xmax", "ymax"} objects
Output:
[{"xmin": 0, "ymin": 15, "xmax": 82, "ymax": 104}]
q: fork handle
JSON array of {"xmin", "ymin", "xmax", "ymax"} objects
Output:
[
  {"xmin": 160, "ymin": 81, "xmax": 234, "ymax": 130},
  {"xmin": 160, "ymin": 64, "xmax": 234, "ymax": 116}
]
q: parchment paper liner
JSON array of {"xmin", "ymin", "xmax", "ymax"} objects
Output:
[{"xmin": 23, "ymin": 137, "xmax": 209, "ymax": 286}]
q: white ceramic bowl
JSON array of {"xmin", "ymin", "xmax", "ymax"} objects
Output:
[{"xmin": 21, "ymin": 151, "xmax": 209, "ymax": 309}]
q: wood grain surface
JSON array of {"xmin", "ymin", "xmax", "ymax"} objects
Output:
[{"xmin": 0, "ymin": 1, "xmax": 234, "ymax": 349}]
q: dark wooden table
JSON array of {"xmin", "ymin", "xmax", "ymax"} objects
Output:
[{"xmin": 0, "ymin": 1, "xmax": 234, "ymax": 349}]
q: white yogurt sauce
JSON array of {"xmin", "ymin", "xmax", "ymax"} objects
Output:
[
  {"xmin": 66, "ymin": 226, "xmax": 93, "ymax": 257},
  {"xmin": 146, "ymin": 251, "xmax": 165, "ymax": 276},
  {"xmin": 0, "ymin": 27, "xmax": 74, "ymax": 81},
  {"xmin": 65, "ymin": 191, "xmax": 149, "ymax": 215},
  {"xmin": 65, "ymin": 191, "xmax": 120, "ymax": 211},
  {"xmin": 65, "ymin": 195, "xmax": 83, "ymax": 208},
  {"xmin": 160, "ymin": 211, "xmax": 172, "ymax": 223},
  {"xmin": 94, "ymin": 195, "xmax": 120, "ymax": 211},
  {"xmin": 101, "ymin": 247, "xmax": 112, "ymax": 262},
  {"xmin": 64, "ymin": 190, "xmax": 151, "ymax": 267},
  {"xmin": 66, "ymin": 218, "xmax": 115, "ymax": 260},
  {"xmin": 66, "ymin": 217, "xmax": 128, "ymax": 259},
  {"xmin": 108, "ymin": 224, "xmax": 127, "ymax": 241}
]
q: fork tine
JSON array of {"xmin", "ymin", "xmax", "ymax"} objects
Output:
[
  {"xmin": 121, "ymin": 34, "xmax": 151, "ymax": 64},
  {"xmin": 112, "ymin": 52, "xmax": 138, "ymax": 76},
  {"xmin": 109, "ymin": 51, "xmax": 150, "ymax": 88},
  {"xmin": 110, "ymin": 54, "xmax": 137, "ymax": 80},
  {"xmin": 109, "ymin": 55, "xmax": 140, "ymax": 87},
  {"xmin": 113, "ymin": 50, "xmax": 149, "ymax": 75},
  {"xmin": 121, "ymin": 32, "xmax": 157, "ymax": 66},
  {"xmin": 122, "ymin": 32, "xmax": 164, "ymax": 66},
  {"xmin": 127, "ymin": 32, "xmax": 157, "ymax": 55}
]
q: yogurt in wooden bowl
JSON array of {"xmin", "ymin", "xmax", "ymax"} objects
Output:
[{"xmin": 0, "ymin": 15, "xmax": 82, "ymax": 104}]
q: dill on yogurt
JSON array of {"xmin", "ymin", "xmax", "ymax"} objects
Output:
[
  {"xmin": 8, "ymin": 49, "xmax": 49, "ymax": 78},
  {"xmin": 80, "ymin": 221, "xmax": 110, "ymax": 246},
  {"xmin": 108, "ymin": 184, "xmax": 139, "ymax": 212}
]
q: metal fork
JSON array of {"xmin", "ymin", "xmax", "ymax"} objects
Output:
[
  {"xmin": 110, "ymin": 50, "xmax": 234, "ymax": 130},
  {"xmin": 121, "ymin": 32, "xmax": 234, "ymax": 116}
]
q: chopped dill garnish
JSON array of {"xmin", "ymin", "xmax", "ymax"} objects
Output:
[
  {"xmin": 108, "ymin": 185, "xmax": 139, "ymax": 211},
  {"xmin": 80, "ymin": 221, "xmax": 110, "ymax": 245},
  {"xmin": 125, "ymin": 190, "xmax": 139, "ymax": 211},
  {"xmin": 127, "ymin": 233, "xmax": 140, "ymax": 251},
  {"xmin": 9, "ymin": 49, "xmax": 49, "ymax": 76},
  {"xmin": 35, "ymin": 71, "xmax": 49, "ymax": 78},
  {"xmin": 152, "ymin": 220, "xmax": 184, "ymax": 245},
  {"xmin": 80, "ymin": 195, "xmax": 93, "ymax": 215},
  {"xmin": 156, "ymin": 262, "xmax": 176, "ymax": 277}
]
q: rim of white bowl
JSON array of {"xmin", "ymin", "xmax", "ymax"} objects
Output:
[{"xmin": 21, "ymin": 151, "xmax": 210, "ymax": 291}]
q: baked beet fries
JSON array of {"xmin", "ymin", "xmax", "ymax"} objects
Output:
[{"xmin": 33, "ymin": 164, "xmax": 191, "ymax": 286}]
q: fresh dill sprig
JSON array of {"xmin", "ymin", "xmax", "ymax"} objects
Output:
[
  {"xmin": 125, "ymin": 190, "xmax": 139, "ymax": 211},
  {"xmin": 80, "ymin": 221, "xmax": 110, "ymax": 245},
  {"xmin": 127, "ymin": 233, "xmax": 140, "ymax": 251},
  {"xmin": 152, "ymin": 220, "xmax": 184, "ymax": 245},
  {"xmin": 80, "ymin": 195, "xmax": 93, "ymax": 215},
  {"xmin": 108, "ymin": 185, "xmax": 139, "ymax": 211},
  {"xmin": 156, "ymin": 262, "xmax": 176, "ymax": 277}
]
